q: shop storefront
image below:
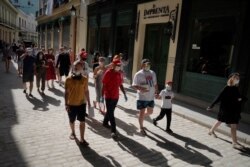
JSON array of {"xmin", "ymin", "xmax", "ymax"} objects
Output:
[
  {"xmin": 87, "ymin": 0, "xmax": 152, "ymax": 81},
  {"xmin": 173, "ymin": 0, "xmax": 250, "ymax": 118},
  {"xmin": 133, "ymin": 0, "xmax": 182, "ymax": 89}
]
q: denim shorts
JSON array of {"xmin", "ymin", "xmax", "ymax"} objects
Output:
[{"xmin": 137, "ymin": 100, "xmax": 155, "ymax": 110}]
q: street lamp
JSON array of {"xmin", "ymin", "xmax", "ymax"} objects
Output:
[
  {"xmin": 70, "ymin": 5, "xmax": 85, "ymax": 21},
  {"xmin": 70, "ymin": 5, "xmax": 76, "ymax": 17}
]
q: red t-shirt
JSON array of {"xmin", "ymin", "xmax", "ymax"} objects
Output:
[{"xmin": 102, "ymin": 69, "xmax": 123, "ymax": 99}]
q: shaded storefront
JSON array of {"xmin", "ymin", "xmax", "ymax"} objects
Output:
[
  {"xmin": 87, "ymin": 0, "xmax": 153, "ymax": 81},
  {"xmin": 173, "ymin": 0, "xmax": 250, "ymax": 118}
]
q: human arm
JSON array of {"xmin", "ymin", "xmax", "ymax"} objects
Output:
[
  {"xmin": 132, "ymin": 73, "xmax": 149, "ymax": 92},
  {"xmin": 55, "ymin": 55, "xmax": 60, "ymax": 68},
  {"xmin": 120, "ymin": 84, "xmax": 128, "ymax": 101},
  {"xmin": 84, "ymin": 77, "xmax": 91, "ymax": 107},
  {"xmin": 65, "ymin": 80, "xmax": 69, "ymax": 111},
  {"xmin": 207, "ymin": 87, "xmax": 225, "ymax": 110}
]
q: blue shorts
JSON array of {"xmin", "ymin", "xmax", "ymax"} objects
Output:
[{"xmin": 137, "ymin": 100, "xmax": 155, "ymax": 110}]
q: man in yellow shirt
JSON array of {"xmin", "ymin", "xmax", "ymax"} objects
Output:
[{"xmin": 65, "ymin": 60, "xmax": 89, "ymax": 146}]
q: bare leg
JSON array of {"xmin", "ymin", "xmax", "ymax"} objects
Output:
[
  {"xmin": 208, "ymin": 121, "xmax": 221, "ymax": 138},
  {"xmin": 210, "ymin": 121, "xmax": 221, "ymax": 132},
  {"xmin": 51, "ymin": 80, "xmax": 54, "ymax": 87},
  {"xmin": 144, "ymin": 107, "xmax": 153, "ymax": 117},
  {"xmin": 79, "ymin": 122, "xmax": 85, "ymax": 141},
  {"xmin": 29, "ymin": 82, "xmax": 33, "ymax": 94},
  {"xmin": 139, "ymin": 108, "xmax": 146, "ymax": 129},
  {"xmin": 69, "ymin": 122, "xmax": 75, "ymax": 136},
  {"xmin": 231, "ymin": 124, "xmax": 237, "ymax": 144}
]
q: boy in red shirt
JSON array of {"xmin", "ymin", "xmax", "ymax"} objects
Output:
[{"xmin": 102, "ymin": 59, "xmax": 124, "ymax": 139}]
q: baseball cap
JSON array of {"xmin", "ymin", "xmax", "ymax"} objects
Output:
[{"xmin": 80, "ymin": 51, "xmax": 88, "ymax": 59}]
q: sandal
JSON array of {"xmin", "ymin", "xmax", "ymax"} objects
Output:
[{"xmin": 208, "ymin": 130, "xmax": 217, "ymax": 138}]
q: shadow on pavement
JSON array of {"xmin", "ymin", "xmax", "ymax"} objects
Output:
[
  {"xmin": 48, "ymin": 87, "xmax": 64, "ymax": 97},
  {"xmin": 115, "ymin": 117, "xmax": 141, "ymax": 136},
  {"xmin": 75, "ymin": 138, "xmax": 119, "ymax": 167},
  {"xmin": 117, "ymin": 105, "xmax": 152, "ymax": 122},
  {"xmin": 117, "ymin": 133, "xmax": 169, "ymax": 166},
  {"xmin": 25, "ymin": 95, "xmax": 49, "ymax": 111},
  {"xmin": 0, "ymin": 61, "xmax": 27, "ymax": 166},
  {"xmin": 25, "ymin": 92, "xmax": 61, "ymax": 111},
  {"xmin": 239, "ymin": 147, "xmax": 250, "ymax": 157},
  {"xmin": 170, "ymin": 132, "xmax": 222, "ymax": 157},
  {"xmin": 145, "ymin": 129, "xmax": 214, "ymax": 167},
  {"xmin": 86, "ymin": 117, "xmax": 111, "ymax": 139},
  {"xmin": 39, "ymin": 92, "xmax": 61, "ymax": 106}
]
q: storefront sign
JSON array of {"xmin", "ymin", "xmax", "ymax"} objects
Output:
[{"xmin": 144, "ymin": 4, "xmax": 171, "ymax": 19}]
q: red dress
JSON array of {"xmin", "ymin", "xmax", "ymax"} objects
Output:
[{"xmin": 45, "ymin": 54, "xmax": 56, "ymax": 80}]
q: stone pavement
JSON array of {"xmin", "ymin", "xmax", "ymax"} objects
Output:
[{"xmin": 0, "ymin": 60, "xmax": 250, "ymax": 167}]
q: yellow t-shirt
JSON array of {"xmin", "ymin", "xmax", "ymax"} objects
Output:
[{"xmin": 65, "ymin": 76, "xmax": 88, "ymax": 106}]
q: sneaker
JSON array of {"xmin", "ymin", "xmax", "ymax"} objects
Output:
[
  {"xmin": 29, "ymin": 93, "xmax": 34, "ymax": 97},
  {"xmin": 69, "ymin": 133, "xmax": 76, "ymax": 140},
  {"xmin": 23, "ymin": 89, "xmax": 27, "ymax": 94},
  {"xmin": 153, "ymin": 119, "xmax": 157, "ymax": 126},
  {"xmin": 111, "ymin": 133, "xmax": 118, "ymax": 140},
  {"xmin": 208, "ymin": 130, "xmax": 217, "ymax": 138},
  {"xmin": 232, "ymin": 143, "xmax": 243, "ymax": 149},
  {"xmin": 140, "ymin": 128, "xmax": 147, "ymax": 136},
  {"xmin": 103, "ymin": 123, "xmax": 111, "ymax": 129},
  {"xmin": 166, "ymin": 129, "xmax": 173, "ymax": 134},
  {"xmin": 80, "ymin": 140, "xmax": 89, "ymax": 146}
]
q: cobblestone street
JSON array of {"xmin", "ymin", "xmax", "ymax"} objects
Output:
[{"xmin": 0, "ymin": 61, "xmax": 249, "ymax": 167}]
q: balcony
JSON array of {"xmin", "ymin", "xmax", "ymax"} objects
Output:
[{"xmin": 0, "ymin": 17, "xmax": 17, "ymax": 29}]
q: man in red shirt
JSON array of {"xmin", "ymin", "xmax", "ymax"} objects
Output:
[{"xmin": 102, "ymin": 59, "xmax": 124, "ymax": 139}]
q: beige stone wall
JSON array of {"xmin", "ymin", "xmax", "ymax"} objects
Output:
[{"xmin": 132, "ymin": 0, "xmax": 182, "ymax": 83}]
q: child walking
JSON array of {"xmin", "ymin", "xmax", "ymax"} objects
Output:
[{"xmin": 153, "ymin": 81, "xmax": 174, "ymax": 133}]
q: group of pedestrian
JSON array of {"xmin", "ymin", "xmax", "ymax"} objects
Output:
[
  {"xmin": 2, "ymin": 42, "xmax": 246, "ymax": 149},
  {"xmin": 2, "ymin": 43, "xmax": 73, "ymax": 97}
]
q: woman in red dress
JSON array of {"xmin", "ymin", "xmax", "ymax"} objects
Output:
[{"xmin": 45, "ymin": 48, "xmax": 56, "ymax": 88}]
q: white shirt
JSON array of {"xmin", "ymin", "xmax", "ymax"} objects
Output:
[
  {"xmin": 159, "ymin": 89, "xmax": 174, "ymax": 109},
  {"xmin": 132, "ymin": 69, "xmax": 157, "ymax": 101}
]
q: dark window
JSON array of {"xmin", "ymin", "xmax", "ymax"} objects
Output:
[{"xmin": 186, "ymin": 17, "xmax": 236, "ymax": 77}]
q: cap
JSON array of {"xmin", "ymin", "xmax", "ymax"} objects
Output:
[
  {"xmin": 80, "ymin": 51, "xmax": 88, "ymax": 59},
  {"xmin": 141, "ymin": 59, "xmax": 150, "ymax": 64},
  {"xmin": 228, "ymin": 72, "xmax": 240, "ymax": 79},
  {"xmin": 112, "ymin": 59, "xmax": 121, "ymax": 65}
]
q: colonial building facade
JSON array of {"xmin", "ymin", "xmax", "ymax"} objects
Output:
[{"xmin": 0, "ymin": 0, "xmax": 18, "ymax": 44}]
